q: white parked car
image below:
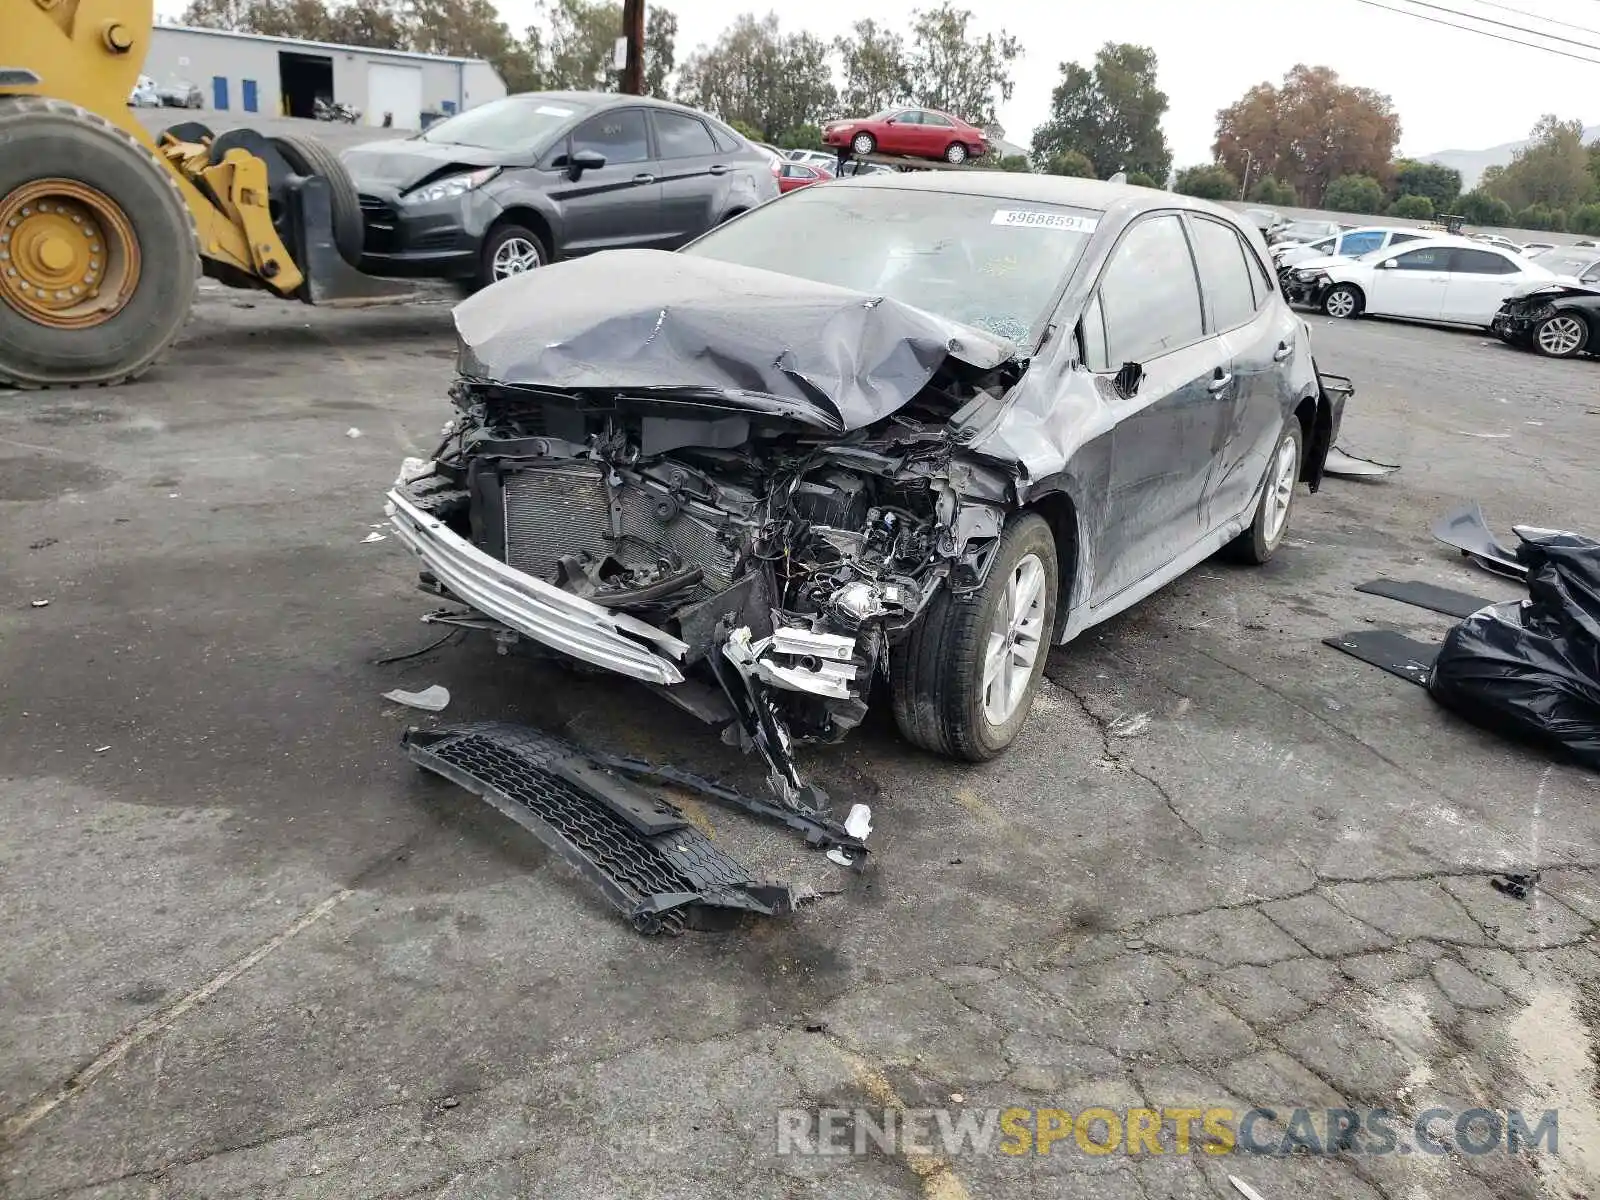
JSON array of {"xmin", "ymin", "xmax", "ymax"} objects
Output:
[
  {"xmin": 1283, "ymin": 237, "xmax": 1573, "ymax": 326},
  {"xmin": 1520, "ymin": 241, "xmax": 1557, "ymax": 256},
  {"xmin": 128, "ymin": 75, "xmax": 160, "ymax": 107},
  {"xmin": 785, "ymin": 149, "xmax": 839, "ymax": 170},
  {"xmin": 1272, "ymin": 225, "xmax": 1429, "ymax": 269}
]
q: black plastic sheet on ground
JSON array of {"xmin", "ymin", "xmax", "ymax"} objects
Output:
[{"xmin": 1428, "ymin": 527, "xmax": 1600, "ymax": 771}]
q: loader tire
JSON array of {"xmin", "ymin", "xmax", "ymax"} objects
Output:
[
  {"xmin": 0, "ymin": 96, "xmax": 199, "ymax": 389},
  {"xmin": 269, "ymin": 132, "xmax": 364, "ymax": 267}
]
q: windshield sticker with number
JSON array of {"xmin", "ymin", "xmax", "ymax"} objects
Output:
[{"xmin": 991, "ymin": 209, "xmax": 1099, "ymax": 233}]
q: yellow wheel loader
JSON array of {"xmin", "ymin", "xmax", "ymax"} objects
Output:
[{"xmin": 1, "ymin": 0, "xmax": 403, "ymax": 388}]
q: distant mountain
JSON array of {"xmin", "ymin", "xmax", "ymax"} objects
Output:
[{"xmin": 1422, "ymin": 124, "xmax": 1600, "ymax": 189}]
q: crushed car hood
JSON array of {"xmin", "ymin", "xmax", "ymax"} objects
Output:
[
  {"xmin": 451, "ymin": 249, "xmax": 1016, "ymax": 433},
  {"xmin": 1506, "ymin": 276, "xmax": 1589, "ymax": 300},
  {"xmin": 341, "ymin": 139, "xmax": 505, "ymax": 191}
]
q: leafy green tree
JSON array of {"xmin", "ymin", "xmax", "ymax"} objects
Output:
[
  {"xmin": 1247, "ymin": 176, "xmax": 1295, "ymax": 205},
  {"xmin": 1391, "ymin": 159, "xmax": 1460, "ymax": 211},
  {"xmin": 676, "ymin": 14, "xmax": 836, "ymax": 142},
  {"xmin": 1571, "ymin": 203, "xmax": 1600, "ymax": 236},
  {"xmin": 1173, "ymin": 164, "xmax": 1237, "ymax": 200},
  {"xmin": 1124, "ymin": 170, "xmax": 1158, "ymax": 188},
  {"xmin": 1029, "ymin": 43, "xmax": 1171, "ymax": 183},
  {"xmin": 1457, "ymin": 190, "xmax": 1513, "ymax": 226},
  {"xmin": 904, "ymin": 4, "xmax": 1021, "ymax": 127},
  {"xmin": 1486, "ymin": 116, "xmax": 1594, "ymax": 212},
  {"xmin": 995, "ymin": 154, "xmax": 1032, "ymax": 173},
  {"xmin": 1387, "ymin": 194, "xmax": 1433, "ymax": 220},
  {"xmin": 835, "ymin": 19, "xmax": 908, "ymax": 115},
  {"xmin": 1039, "ymin": 149, "xmax": 1095, "ymax": 178},
  {"xmin": 1323, "ymin": 174, "xmax": 1384, "ymax": 214},
  {"xmin": 644, "ymin": 6, "xmax": 678, "ymax": 96}
]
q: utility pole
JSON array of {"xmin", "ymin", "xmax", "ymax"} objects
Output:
[
  {"xmin": 1239, "ymin": 149, "xmax": 1254, "ymax": 201},
  {"xmin": 621, "ymin": 0, "xmax": 645, "ymax": 95}
]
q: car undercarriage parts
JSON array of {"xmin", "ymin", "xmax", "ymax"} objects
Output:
[
  {"xmin": 1431, "ymin": 502, "xmax": 1526, "ymax": 580},
  {"xmin": 1324, "ymin": 447, "xmax": 1400, "ymax": 479},
  {"xmin": 1355, "ymin": 579, "xmax": 1498, "ymax": 620},
  {"xmin": 404, "ymin": 723, "xmax": 797, "ymax": 934},
  {"xmin": 1323, "ymin": 630, "xmax": 1438, "ymax": 686}
]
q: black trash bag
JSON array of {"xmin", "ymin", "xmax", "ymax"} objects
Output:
[{"xmin": 1428, "ymin": 527, "xmax": 1600, "ymax": 770}]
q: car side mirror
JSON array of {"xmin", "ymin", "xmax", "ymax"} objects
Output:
[
  {"xmin": 568, "ymin": 148, "xmax": 606, "ymax": 179},
  {"xmin": 1378, "ymin": 259, "xmax": 1397, "ymax": 269},
  {"xmin": 1113, "ymin": 361, "xmax": 1143, "ymax": 400}
]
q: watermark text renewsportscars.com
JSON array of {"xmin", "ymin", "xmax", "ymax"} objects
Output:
[{"xmin": 774, "ymin": 1105, "xmax": 1560, "ymax": 1158}]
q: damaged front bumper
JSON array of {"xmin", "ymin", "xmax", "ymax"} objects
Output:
[
  {"xmin": 387, "ymin": 489, "xmax": 689, "ymax": 685},
  {"xmin": 1280, "ymin": 267, "xmax": 1331, "ymax": 308}
]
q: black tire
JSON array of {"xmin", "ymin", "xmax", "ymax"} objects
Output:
[
  {"xmin": 1531, "ymin": 313, "xmax": 1589, "ymax": 358},
  {"xmin": 0, "ymin": 95, "xmax": 198, "ymax": 389},
  {"xmin": 1322, "ymin": 284, "xmax": 1363, "ymax": 319},
  {"xmin": 850, "ymin": 131, "xmax": 876, "ymax": 157},
  {"xmin": 269, "ymin": 132, "xmax": 364, "ymax": 268},
  {"xmin": 1224, "ymin": 418, "xmax": 1303, "ymax": 565},
  {"xmin": 945, "ymin": 142, "xmax": 968, "ymax": 165},
  {"xmin": 890, "ymin": 513, "xmax": 1059, "ymax": 761},
  {"xmin": 476, "ymin": 222, "xmax": 547, "ymax": 290}
]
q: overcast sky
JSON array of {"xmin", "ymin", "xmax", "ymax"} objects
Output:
[{"xmin": 490, "ymin": 0, "xmax": 1600, "ymax": 160}]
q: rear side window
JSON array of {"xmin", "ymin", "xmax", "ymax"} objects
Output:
[
  {"xmin": 1451, "ymin": 248, "xmax": 1519, "ymax": 274},
  {"xmin": 570, "ymin": 108, "xmax": 649, "ymax": 165},
  {"xmin": 1188, "ymin": 216, "xmax": 1259, "ymax": 332},
  {"xmin": 1096, "ymin": 214, "xmax": 1204, "ymax": 367},
  {"xmin": 1340, "ymin": 231, "xmax": 1383, "ymax": 255},
  {"xmin": 708, "ymin": 123, "xmax": 741, "ymax": 153},
  {"xmin": 653, "ymin": 111, "xmax": 716, "ymax": 159},
  {"xmin": 1391, "ymin": 232, "xmax": 1424, "ymax": 244}
]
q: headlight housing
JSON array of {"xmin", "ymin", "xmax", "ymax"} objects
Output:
[{"xmin": 404, "ymin": 166, "xmax": 499, "ymax": 205}]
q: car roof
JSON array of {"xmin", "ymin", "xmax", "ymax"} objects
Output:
[{"xmin": 836, "ymin": 171, "xmax": 1247, "ymax": 224}]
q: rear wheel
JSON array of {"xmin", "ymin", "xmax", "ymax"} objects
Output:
[
  {"xmin": 945, "ymin": 142, "xmax": 969, "ymax": 165},
  {"xmin": 269, "ymin": 132, "xmax": 364, "ymax": 267},
  {"xmin": 891, "ymin": 513, "xmax": 1058, "ymax": 761},
  {"xmin": 1532, "ymin": 313, "xmax": 1589, "ymax": 358},
  {"xmin": 1225, "ymin": 418, "xmax": 1302, "ymax": 565},
  {"xmin": 0, "ymin": 96, "xmax": 198, "ymax": 388},
  {"xmin": 851, "ymin": 132, "xmax": 876, "ymax": 157}
]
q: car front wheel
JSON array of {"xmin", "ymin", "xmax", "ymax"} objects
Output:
[
  {"xmin": 851, "ymin": 132, "xmax": 876, "ymax": 156},
  {"xmin": 479, "ymin": 223, "xmax": 546, "ymax": 289},
  {"xmin": 891, "ymin": 513, "xmax": 1058, "ymax": 761},
  {"xmin": 1322, "ymin": 284, "xmax": 1362, "ymax": 319},
  {"xmin": 1225, "ymin": 418, "xmax": 1303, "ymax": 564},
  {"xmin": 1533, "ymin": 313, "xmax": 1589, "ymax": 358}
]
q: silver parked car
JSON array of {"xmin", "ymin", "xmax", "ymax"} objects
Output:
[{"xmin": 386, "ymin": 175, "xmax": 1348, "ymax": 797}]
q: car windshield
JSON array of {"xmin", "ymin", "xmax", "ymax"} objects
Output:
[
  {"xmin": 682, "ymin": 186, "xmax": 1099, "ymax": 346},
  {"xmin": 418, "ymin": 96, "xmax": 588, "ymax": 151},
  {"xmin": 1530, "ymin": 249, "xmax": 1600, "ymax": 276}
]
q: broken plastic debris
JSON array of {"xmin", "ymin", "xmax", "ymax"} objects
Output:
[
  {"xmin": 362, "ymin": 531, "xmax": 387, "ymax": 544},
  {"xmin": 1229, "ymin": 1178, "xmax": 1267, "ymax": 1200},
  {"xmin": 29, "ymin": 598, "xmax": 50, "ymax": 608},
  {"xmin": 346, "ymin": 427, "xmax": 362, "ymax": 439},
  {"xmin": 383, "ymin": 684, "xmax": 450, "ymax": 712},
  {"xmin": 826, "ymin": 803, "xmax": 874, "ymax": 866},
  {"xmin": 94, "ymin": 745, "xmax": 110, "ymax": 753},
  {"xmin": 396, "ymin": 457, "xmax": 434, "ymax": 486}
]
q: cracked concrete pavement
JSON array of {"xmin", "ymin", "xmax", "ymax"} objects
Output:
[{"xmin": 3, "ymin": 288, "xmax": 1600, "ymax": 1199}]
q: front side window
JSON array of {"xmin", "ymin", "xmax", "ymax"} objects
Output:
[
  {"xmin": 1097, "ymin": 214, "xmax": 1204, "ymax": 366},
  {"xmin": 920, "ymin": 111, "xmax": 954, "ymax": 127},
  {"xmin": 653, "ymin": 111, "xmax": 716, "ymax": 159},
  {"xmin": 1389, "ymin": 247, "xmax": 1450, "ymax": 271},
  {"xmin": 890, "ymin": 111, "xmax": 921, "ymax": 125},
  {"xmin": 570, "ymin": 108, "xmax": 649, "ymax": 165},
  {"xmin": 1188, "ymin": 216, "xmax": 1258, "ymax": 332}
]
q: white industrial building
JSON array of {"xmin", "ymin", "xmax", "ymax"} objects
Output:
[{"xmin": 143, "ymin": 25, "xmax": 506, "ymax": 130}]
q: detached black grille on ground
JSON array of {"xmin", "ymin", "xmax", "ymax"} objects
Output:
[{"xmin": 403, "ymin": 723, "xmax": 791, "ymax": 933}]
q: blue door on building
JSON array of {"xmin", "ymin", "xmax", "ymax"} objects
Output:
[
  {"xmin": 241, "ymin": 79, "xmax": 258, "ymax": 113},
  {"xmin": 212, "ymin": 76, "xmax": 229, "ymax": 110}
]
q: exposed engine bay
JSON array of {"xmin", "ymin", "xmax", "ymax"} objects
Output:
[{"xmin": 391, "ymin": 353, "xmax": 1024, "ymax": 808}]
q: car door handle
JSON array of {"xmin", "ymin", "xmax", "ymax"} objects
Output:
[
  {"xmin": 708, "ymin": 164, "xmax": 729, "ymax": 175},
  {"xmin": 1273, "ymin": 341, "xmax": 1293, "ymax": 361},
  {"xmin": 1207, "ymin": 371, "xmax": 1234, "ymax": 393},
  {"xmin": 632, "ymin": 173, "xmax": 655, "ymax": 184}
]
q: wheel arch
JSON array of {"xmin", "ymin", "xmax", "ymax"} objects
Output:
[
  {"xmin": 1020, "ymin": 489, "xmax": 1081, "ymax": 642},
  {"xmin": 1325, "ymin": 280, "xmax": 1365, "ymax": 313},
  {"xmin": 488, "ymin": 205, "xmax": 555, "ymax": 261}
]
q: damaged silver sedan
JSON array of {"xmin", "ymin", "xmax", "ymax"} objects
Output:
[{"xmin": 388, "ymin": 174, "xmax": 1347, "ymax": 802}]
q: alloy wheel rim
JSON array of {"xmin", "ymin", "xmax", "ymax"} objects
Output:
[
  {"xmin": 1265, "ymin": 433, "xmax": 1299, "ymax": 543},
  {"xmin": 981, "ymin": 553, "xmax": 1047, "ymax": 727},
  {"xmin": 1538, "ymin": 316, "xmax": 1583, "ymax": 355},
  {"xmin": 492, "ymin": 236, "xmax": 540, "ymax": 279},
  {"xmin": 947, "ymin": 145, "xmax": 965, "ymax": 163},
  {"xmin": 852, "ymin": 134, "xmax": 874, "ymax": 155},
  {"xmin": 1326, "ymin": 290, "xmax": 1355, "ymax": 318}
]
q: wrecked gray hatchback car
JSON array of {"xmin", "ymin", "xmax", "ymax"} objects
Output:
[{"xmin": 388, "ymin": 174, "xmax": 1346, "ymax": 801}]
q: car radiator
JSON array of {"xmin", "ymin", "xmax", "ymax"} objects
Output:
[{"xmin": 502, "ymin": 463, "xmax": 739, "ymax": 596}]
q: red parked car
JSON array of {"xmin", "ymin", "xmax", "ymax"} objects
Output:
[
  {"xmin": 822, "ymin": 107, "xmax": 989, "ymax": 165},
  {"xmin": 777, "ymin": 161, "xmax": 832, "ymax": 192}
]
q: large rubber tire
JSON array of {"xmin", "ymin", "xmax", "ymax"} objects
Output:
[
  {"xmin": 891, "ymin": 513, "xmax": 1059, "ymax": 762},
  {"xmin": 0, "ymin": 96, "xmax": 198, "ymax": 389},
  {"xmin": 851, "ymin": 131, "xmax": 876, "ymax": 157},
  {"xmin": 269, "ymin": 132, "xmax": 364, "ymax": 268},
  {"xmin": 1531, "ymin": 313, "xmax": 1589, "ymax": 358},
  {"xmin": 1322, "ymin": 284, "xmax": 1363, "ymax": 319},
  {"xmin": 476, "ymin": 221, "xmax": 547, "ymax": 290},
  {"xmin": 1224, "ymin": 418, "xmax": 1303, "ymax": 565},
  {"xmin": 945, "ymin": 142, "xmax": 968, "ymax": 165}
]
